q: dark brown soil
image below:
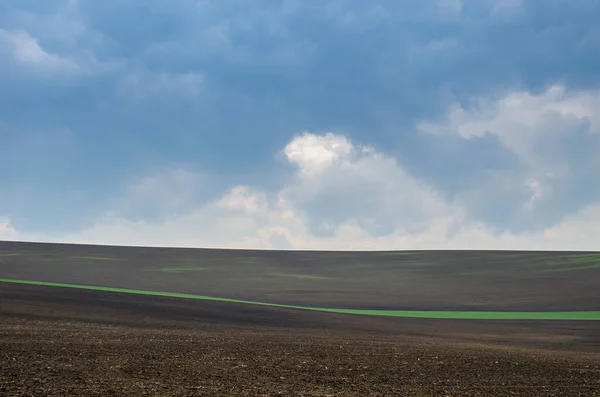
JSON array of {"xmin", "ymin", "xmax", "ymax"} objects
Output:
[{"xmin": 1, "ymin": 284, "xmax": 599, "ymax": 396}]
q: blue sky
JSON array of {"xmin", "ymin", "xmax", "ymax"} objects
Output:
[{"xmin": 1, "ymin": 0, "xmax": 600, "ymax": 250}]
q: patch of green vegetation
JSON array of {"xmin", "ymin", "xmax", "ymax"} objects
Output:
[
  {"xmin": 563, "ymin": 255, "xmax": 600, "ymax": 264},
  {"xmin": 69, "ymin": 256, "xmax": 120, "ymax": 261},
  {"xmin": 546, "ymin": 263, "xmax": 600, "ymax": 272},
  {"xmin": 535, "ymin": 253, "xmax": 600, "ymax": 270},
  {"xmin": 529, "ymin": 254, "xmax": 571, "ymax": 262},
  {"xmin": 0, "ymin": 252, "xmax": 26, "ymax": 257},
  {"xmin": 1, "ymin": 278, "xmax": 599, "ymax": 321},
  {"xmin": 268, "ymin": 273, "xmax": 332, "ymax": 280},
  {"xmin": 159, "ymin": 266, "xmax": 209, "ymax": 273},
  {"xmin": 534, "ymin": 260, "xmax": 561, "ymax": 266},
  {"xmin": 0, "ymin": 253, "xmax": 68, "ymax": 261}
]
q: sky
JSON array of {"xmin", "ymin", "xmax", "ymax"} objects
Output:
[{"xmin": 1, "ymin": 0, "xmax": 600, "ymax": 250}]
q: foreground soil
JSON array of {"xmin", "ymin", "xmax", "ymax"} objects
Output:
[{"xmin": 1, "ymin": 284, "xmax": 600, "ymax": 396}]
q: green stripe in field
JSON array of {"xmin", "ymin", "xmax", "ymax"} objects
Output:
[
  {"xmin": 546, "ymin": 263, "xmax": 600, "ymax": 272},
  {"xmin": 69, "ymin": 256, "xmax": 121, "ymax": 261},
  {"xmin": 1, "ymin": 278, "xmax": 599, "ymax": 321},
  {"xmin": 0, "ymin": 252, "xmax": 27, "ymax": 257}
]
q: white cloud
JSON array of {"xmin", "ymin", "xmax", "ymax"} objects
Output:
[
  {"xmin": 284, "ymin": 133, "xmax": 354, "ymax": 177},
  {"xmin": 419, "ymin": 85, "xmax": 600, "ymax": 219},
  {"xmin": 0, "ymin": 29, "xmax": 79, "ymax": 73},
  {"xmin": 217, "ymin": 186, "xmax": 269, "ymax": 216},
  {"xmin": 13, "ymin": 131, "xmax": 590, "ymax": 251},
  {"xmin": 37, "ymin": 132, "xmax": 460, "ymax": 249},
  {"xmin": 541, "ymin": 204, "xmax": 600, "ymax": 250},
  {"xmin": 281, "ymin": 132, "xmax": 453, "ymax": 237},
  {"xmin": 419, "ymin": 85, "xmax": 600, "ymax": 162},
  {"xmin": 0, "ymin": 217, "xmax": 19, "ymax": 240},
  {"xmin": 2, "ymin": 84, "xmax": 598, "ymax": 250}
]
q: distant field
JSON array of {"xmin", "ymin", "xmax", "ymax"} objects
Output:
[
  {"xmin": 1, "ymin": 278, "xmax": 599, "ymax": 320},
  {"xmin": 1, "ymin": 241, "xmax": 599, "ymax": 312}
]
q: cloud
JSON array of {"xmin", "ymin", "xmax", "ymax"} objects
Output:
[
  {"xmin": 2, "ymin": 131, "xmax": 586, "ymax": 251},
  {"xmin": 541, "ymin": 204, "xmax": 600, "ymax": 250},
  {"xmin": 284, "ymin": 133, "xmax": 353, "ymax": 177},
  {"xmin": 0, "ymin": 217, "xmax": 19, "ymax": 240},
  {"xmin": 0, "ymin": 29, "xmax": 78, "ymax": 73},
  {"xmin": 281, "ymin": 133, "xmax": 453, "ymax": 237},
  {"xmin": 19, "ymin": 132, "xmax": 457, "ymax": 249},
  {"xmin": 218, "ymin": 186, "xmax": 269, "ymax": 216},
  {"xmin": 419, "ymin": 85, "xmax": 600, "ymax": 231},
  {"xmin": 419, "ymin": 85, "xmax": 600, "ymax": 162}
]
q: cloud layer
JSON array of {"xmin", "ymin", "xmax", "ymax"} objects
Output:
[
  {"xmin": 7, "ymin": 126, "xmax": 600, "ymax": 250},
  {"xmin": 1, "ymin": 0, "xmax": 599, "ymax": 250}
]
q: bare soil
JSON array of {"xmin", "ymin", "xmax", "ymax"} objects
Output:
[{"xmin": 1, "ymin": 283, "xmax": 599, "ymax": 396}]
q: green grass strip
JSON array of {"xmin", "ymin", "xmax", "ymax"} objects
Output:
[
  {"xmin": 546, "ymin": 263, "xmax": 600, "ymax": 272},
  {"xmin": 69, "ymin": 256, "xmax": 121, "ymax": 261},
  {"xmin": 1, "ymin": 278, "xmax": 599, "ymax": 321},
  {"xmin": 0, "ymin": 252, "xmax": 26, "ymax": 257}
]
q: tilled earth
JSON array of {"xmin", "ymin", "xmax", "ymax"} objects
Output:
[{"xmin": 1, "ymin": 284, "xmax": 600, "ymax": 396}]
